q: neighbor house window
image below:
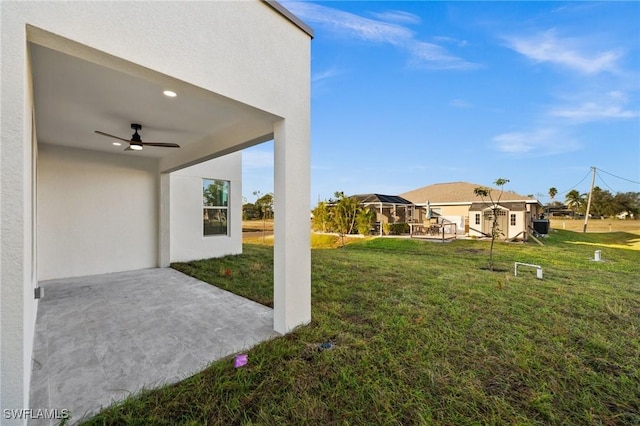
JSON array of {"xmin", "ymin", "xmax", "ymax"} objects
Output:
[
  {"xmin": 510, "ymin": 214, "xmax": 516, "ymax": 226},
  {"xmin": 475, "ymin": 213, "xmax": 480, "ymax": 225},
  {"xmin": 203, "ymin": 179, "xmax": 229, "ymax": 236}
]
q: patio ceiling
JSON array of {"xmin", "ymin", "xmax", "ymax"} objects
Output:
[{"xmin": 29, "ymin": 41, "xmax": 280, "ymax": 168}]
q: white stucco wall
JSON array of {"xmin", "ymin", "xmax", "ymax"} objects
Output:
[
  {"xmin": 37, "ymin": 145, "xmax": 159, "ymax": 280},
  {"xmin": 170, "ymin": 153, "xmax": 242, "ymax": 262},
  {"xmin": 2, "ymin": 0, "xmax": 311, "ymax": 415},
  {"xmin": 0, "ymin": 32, "xmax": 38, "ymax": 416}
]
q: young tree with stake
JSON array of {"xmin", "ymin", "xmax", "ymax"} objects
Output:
[{"xmin": 473, "ymin": 178, "xmax": 509, "ymax": 271}]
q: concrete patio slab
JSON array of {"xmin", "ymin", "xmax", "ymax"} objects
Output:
[{"xmin": 29, "ymin": 268, "xmax": 278, "ymax": 425}]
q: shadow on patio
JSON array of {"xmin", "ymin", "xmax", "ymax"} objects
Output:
[{"xmin": 29, "ymin": 268, "xmax": 277, "ymax": 425}]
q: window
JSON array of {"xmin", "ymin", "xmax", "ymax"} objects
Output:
[
  {"xmin": 475, "ymin": 213, "xmax": 480, "ymax": 225},
  {"xmin": 484, "ymin": 209, "xmax": 506, "ymax": 219},
  {"xmin": 510, "ymin": 213, "xmax": 516, "ymax": 226},
  {"xmin": 203, "ymin": 179, "xmax": 229, "ymax": 236}
]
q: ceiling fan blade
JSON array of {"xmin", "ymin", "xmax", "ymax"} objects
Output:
[
  {"xmin": 140, "ymin": 142, "xmax": 181, "ymax": 148},
  {"xmin": 123, "ymin": 146, "xmax": 134, "ymax": 151},
  {"xmin": 94, "ymin": 130, "xmax": 130, "ymax": 142}
]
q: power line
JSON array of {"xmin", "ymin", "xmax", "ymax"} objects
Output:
[
  {"xmin": 557, "ymin": 169, "xmax": 592, "ymax": 195},
  {"xmin": 598, "ymin": 168, "xmax": 640, "ymax": 185},
  {"xmin": 595, "ymin": 171, "xmax": 618, "ymax": 193}
]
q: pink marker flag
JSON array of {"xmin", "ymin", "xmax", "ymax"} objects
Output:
[{"xmin": 234, "ymin": 354, "xmax": 248, "ymax": 368}]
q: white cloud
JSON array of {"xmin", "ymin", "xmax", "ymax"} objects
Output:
[
  {"xmin": 370, "ymin": 10, "xmax": 421, "ymax": 25},
  {"xmin": 409, "ymin": 41, "xmax": 479, "ymax": 70},
  {"xmin": 492, "ymin": 128, "xmax": 579, "ymax": 156},
  {"xmin": 450, "ymin": 99, "xmax": 473, "ymax": 109},
  {"xmin": 312, "ymin": 67, "xmax": 343, "ymax": 83},
  {"xmin": 284, "ymin": 1, "xmax": 477, "ymax": 70},
  {"xmin": 550, "ymin": 103, "xmax": 638, "ymax": 121},
  {"xmin": 434, "ymin": 36, "xmax": 469, "ymax": 47},
  {"xmin": 548, "ymin": 91, "xmax": 639, "ymax": 122},
  {"xmin": 285, "ymin": 2, "xmax": 412, "ymax": 44},
  {"xmin": 504, "ymin": 29, "xmax": 622, "ymax": 74}
]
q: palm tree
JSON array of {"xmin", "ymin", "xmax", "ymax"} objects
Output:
[
  {"xmin": 548, "ymin": 187, "xmax": 558, "ymax": 202},
  {"xmin": 565, "ymin": 190, "xmax": 586, "ymax": 216}
]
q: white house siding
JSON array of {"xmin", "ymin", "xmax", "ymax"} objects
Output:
[
  {"xmin": 507, "ymin": 211, "xmax": 526, "ymax": 239},
  {"xmin": 170, "ymin": 153, "xmax": 242, "ymax": 263},
  {"xmin": 37, "ymin": 144, "xmax": 159, "ymax": 280},
  {"xmin": 1, "ymin": 1, "xmax": 311, "ymax": 415}
]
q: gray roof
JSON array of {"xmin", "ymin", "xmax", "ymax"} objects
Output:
[
  {"xmin": 469, "ymin": 202, "xmax": 528, "ymax": 212},
  {"xmin": 351, "ymin": 194, "xmax": 414, "ymax": 205}
]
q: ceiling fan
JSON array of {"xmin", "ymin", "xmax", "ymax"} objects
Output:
[{"xmin": 95, "ymin": 123, "xmax": 180, "ymax": 151}]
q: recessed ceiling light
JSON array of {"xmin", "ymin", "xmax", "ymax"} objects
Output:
[
  {"xmin": 163, "ymin": 90, "xmax": 177, "ymax": 97},
  {"xmin": 112, "ymin": 142, "xmax": 122, "ymax": 146}
]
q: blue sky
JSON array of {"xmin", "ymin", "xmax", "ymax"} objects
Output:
[{"xmin": 242, "ymin": 1, "xmax": 640, "ymax": 205}]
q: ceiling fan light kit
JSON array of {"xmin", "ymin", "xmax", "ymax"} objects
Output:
[{"xmin": 94, "ymin": 123, "xmax": 180, "ymax": 151}]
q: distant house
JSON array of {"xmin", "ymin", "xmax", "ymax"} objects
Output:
[
  {"xmin": 351, "ymin": 194, "xmax": 415, "ymax": 235},
  {"xmin": 400, "ymin": 182, "xmax": 543, "ymax": 240}
]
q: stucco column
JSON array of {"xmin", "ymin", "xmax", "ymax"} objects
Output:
[
  {"xmin": 1, "ymin": 21, "xmax": 35, "ymax": 418},
  {"xmin": 158, "ymin": 172, "xmax": 170, "ymax": 267},
  {"xmin": 273, "ymin": 118, "xmax": 311, "ymax": 334}
]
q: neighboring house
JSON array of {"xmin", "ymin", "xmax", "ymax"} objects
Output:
[
  {"xmin": 1, "ymin": 1, "xmax": 312, "ymax": 417},
  {"xmin": 400, "ymin": 182, "xmax": 543, "ymax": 239},
  {"xmin": 546, "ymin": 204, "xmax": 574, "ymax": 217},
  {"xmin": 351, "ymin": 194, "xmax": 415, "ymax": 234},
  {"xmin": 616, "ymin": 211, "xmax": 634, "ymax": 220}
]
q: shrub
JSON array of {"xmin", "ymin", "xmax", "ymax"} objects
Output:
[{"xmin": 383, "ymin": 223, "xmax": 409, "ymax": 235}]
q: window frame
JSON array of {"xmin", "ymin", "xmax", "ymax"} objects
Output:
[
  {"xmin": 510, "ymin": 213, "xmax": 516, "ymax": 226},
  {"xmin": 202, "ymin": 178, "xmax": 230, "ymax": 237}
]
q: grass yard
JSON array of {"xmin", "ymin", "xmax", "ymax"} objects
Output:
[
  {"xmin": 84, "ymin": 230, "xmax": 639, "ymax": 425},
  {"xmin": 242, "ymin": 219, "xmax": 274, "ymax": 233}
]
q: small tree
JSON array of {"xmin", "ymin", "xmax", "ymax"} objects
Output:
[
  {"xmin": 311, "ymin": 201, "xmax": 332, "ymax": 233},
  {"xmin": 473, "ymin": 178, "xmax": 509, "ymax": 271},
  {"xmin": 242, "ymin": 202, "xmax": 259, "ymax": 220},
  {"xmin": 332, "ymin": 191, "xmax": 359, "ymax": 247},
  {"xmin": 253, "ymin": 190, "xmax": 274, "ymax": 244},
  {"xmin": 356, "ymin": 207, "xmax": 375, "ymax": 236},
  {"xmin": 254, "ymin": 192, "xmax": 274, "ymax": 220}
]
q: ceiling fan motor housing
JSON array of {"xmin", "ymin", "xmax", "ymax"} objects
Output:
[{"xmin": 131, "ymin": 123, "xmax": 142, "ymax": 142}]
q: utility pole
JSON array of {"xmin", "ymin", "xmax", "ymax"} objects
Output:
[{"xmin": 583, "ymin": 166, "xmax": 597, "ymax": 233}]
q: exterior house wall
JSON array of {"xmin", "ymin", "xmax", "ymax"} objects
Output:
[
  {"xmin": 37, "ymin": 144, "xmax": 159, "ymax": 280},
  {"xmin": 468, "ymin": 207, "xmax": 533, "ymax": 239},
  {"xmin": 170, "ymin": 153, "xmax": 242, "ymax": 262},
  {"xmin": 1, "ymin": 37, "xmax": 38, "ymax": 415},
  {"xmin": 417, "ymin": 204, "xmax": 469, "ymax": 233},
  {"xmin": 469, "ymin": 211, "xmax": 483, "ymax": 236},
  {"xmin": 436, "ymin": 204, "xmax": 471, "ymax": 218},
  {"xmin": 507, "ymin": 211, "xmax": 526, "ymax": 239},
  {"xmin": 2, "ymin": 1, "xmax": 311, "ymax": 414},
  {"xmin": 417, "ymin": 204, "xmax": 470, "ymax": 224}
]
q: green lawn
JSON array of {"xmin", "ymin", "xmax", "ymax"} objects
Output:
[{"xmin": 84, "ymin": 230, "xmax": 639, "ymax": 425}]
